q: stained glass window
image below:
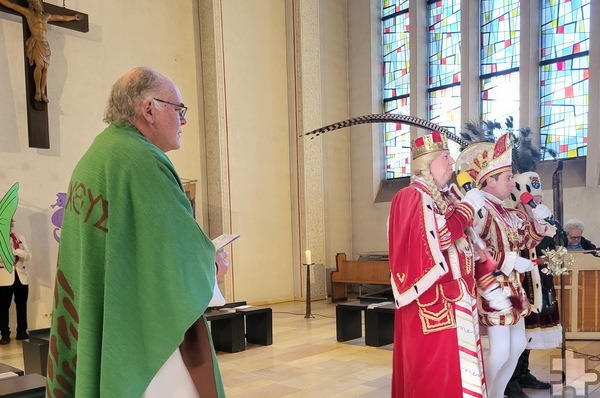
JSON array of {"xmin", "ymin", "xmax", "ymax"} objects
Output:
[
  {"xmin": 480, "ymin": 0, "xmax": 520, "ymax": 130},
  {"xmin": 383, "ymin": 0, "xmax": 410, "ymax": 178},
  {"xmin": 382, "ymin": 0, "xmax": 593, "ymax": 180},
  {"xmin": 540, "ymin": 0, "xmax": 590, "ymax": 160},
  {"xmin": 427, "ymin": 1, "xmax": 461, "ymax": 141}
]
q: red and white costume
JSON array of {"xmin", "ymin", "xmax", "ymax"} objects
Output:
[
  {"xmin": 389, "ymin": 178, "xmax": 487, "ymax": 398},
  {"xmin": 474, "ymin": 192, "xmax": 546, "ymax": 326},
  {"xmin": 455, "ymin": 133, "xmax": 552, "ymax": 398}
]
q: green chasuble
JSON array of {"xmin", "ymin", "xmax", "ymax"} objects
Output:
[{"xmin": 46, "ymin": 124, "xmax": 225, "ymax": 397}]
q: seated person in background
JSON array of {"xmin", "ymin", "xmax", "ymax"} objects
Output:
[{"xmin": 564, "ymin": 219, "xmax": 596, "ymax": 251}]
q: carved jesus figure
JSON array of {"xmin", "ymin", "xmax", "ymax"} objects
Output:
[{"xmin": 0, "ymin": 0, "xmax": 81, "ymax": 102}]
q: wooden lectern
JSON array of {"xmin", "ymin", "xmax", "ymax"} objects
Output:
[{"xmin": 557, "ymin": 251, "xmax": 600, "ymax": 339}]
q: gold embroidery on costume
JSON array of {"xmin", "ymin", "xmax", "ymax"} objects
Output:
[
  {"xmin": 416, "ymin": 285, "xmax": 457, "ymax": 334},
  {"xmin": 397, "ymin": 272, "xmax": 406, "ymax": 283},
  {"xmin": 465, "ymin": 254, "xmax": 473, "ymax": 275},
  {"xmin": 487, "ymin": 202, "xmax": 521, "ymax": 251},
  {"xmin": 418, "ymin": 300, "xmax": 456, "ymax": 334}
]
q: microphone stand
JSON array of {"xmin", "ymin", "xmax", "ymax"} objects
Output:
[
  {"xmin": 550, "ymin": 219, "xmax": 567, "ymax": 390},
  {"xmin": 552, "ymin": 161, "xmax": 566, "ymax": 389}
]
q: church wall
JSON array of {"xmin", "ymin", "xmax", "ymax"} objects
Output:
[
  {"xmin": 0, "ymin": 0, "xmax": 205, "ymax": 329},
  {"xmin": 348, "ymin": 0, "xmax": 390, "ymax": 257},
  {"xmin": 219, "ymin": 0, "xmax": 295, "ymax": 302},
  {"xmin": 316, "ymin": 0, "xmax": 353, "ymax": 281},
  {"xmin": 288, "ymin": 0, "xmax": 354, "ymax": 300}
]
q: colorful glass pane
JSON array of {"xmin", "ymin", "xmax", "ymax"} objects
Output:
[
  {"xmin": 427, "ymin": 1, "xmax": 461, "ymax": 88},
  {"xmin": 540, "ymin": 0, "xmax": 590, "ymax": 160},
  {"xmin": 383, "ymin": 10, "xmax": 410, "ymax": 98},
  {"xmin": 540, "ymin": 0, "xmax": 590, "ymax": 62},
  {"xmin": 382, "ymin": 0, "xmax": 409, "ymax": 18},
  {"xmin": 383, "ymin": 2, "xmax": 410, "ymax": 179},
  {"xmin": 427, "ymin": 0, "xmax": 461, "ymax": 160},
  {"xmin": 384, "ymin": 97, "xmax": 411, "ymax": 179},
  {"xmin": 481, "ymin": 72, "xmax": 520, "ymax": 132},
  {"xmin": 428, "ymin": 85, "xmax": 462, "ymax": 160},
  {"xmin": 480, "ymin": 1, "xmax": 520, "ymax": 136},
  {"xmin": 480, "ymin": 0, "xmax": 520, "ymax": 75},
  {"xmin": 540, "ymin": 56, "xmax": 589, "ymax": 159}
]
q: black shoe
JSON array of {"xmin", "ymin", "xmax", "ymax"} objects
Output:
[
  {"xmin": 505, "ymin": 383, "xmax": 529, "ymax": 398},
  {"xmin": 16, "ymin": 332, "xmax": 29, "ymax": 340},
  {"xmin": 519, "ymin": 372, "xmax": 551, "ymax": 390},
  {"xmin": 505, "ymin": 390, "xmax": 529, "ymax": 398},
  {"xmin": 0, "ymin": 335, "xmax": 10, "ymax": 345}
]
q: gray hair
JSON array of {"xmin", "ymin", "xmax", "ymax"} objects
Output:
[
  {"xmin": 103, "ymin": 67, "xmax": 166, "ymax": 126},
  {"xmin": 564, "ymin": 218, "xmax": 585, "ymax": 233}
]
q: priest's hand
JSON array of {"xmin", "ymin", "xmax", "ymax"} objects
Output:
[{"xmin": 215, "ymin": 250, "xmax": 229, "ymax": 282}]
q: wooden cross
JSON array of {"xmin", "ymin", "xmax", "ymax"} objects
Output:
[{"xmin": 0, "ymin": 0, "xmax": 88, "ymax": 148}]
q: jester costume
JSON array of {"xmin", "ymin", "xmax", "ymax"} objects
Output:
[
  {"xmin": 509, "ymin": 172, "xmax": 561, "ymax": 350},
  {"xmin": 46, "ymin": 124, "xmax": 224, "ymax": 397},
  {"xmin": 389, "ymin": 178, "xmax": 488, "ymax": 398}
]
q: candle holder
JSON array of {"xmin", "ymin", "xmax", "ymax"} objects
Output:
[{"xmin": 303, "ymin": 262, "xmax": 315, "ymax": 318}]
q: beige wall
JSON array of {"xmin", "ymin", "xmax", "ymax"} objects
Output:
[
  {"xmin": 219, "ymin": 0, "xmax": 295, "ymax": 302},
  {"xmin": 348, "ymin": 0, "xmax": 390, "ymax": 255}
]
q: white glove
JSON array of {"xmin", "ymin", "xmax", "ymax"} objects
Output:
[
  {"xmin": 462, "ymin": 188, "xmax": 485, "ymax": 213},
  {"xmin": 514, "ymin": 257, "xmax": 534, "ymax": 273},
  {"xmin": 542, "ymin": 224, "xmax": 557, "ymax": 238},
  {"xmin": 481, "ymin": 285, "xmax": 512, "ymax": 312},
  {"xmin": 531, "ymin": 203, "xmax": 553, "ymax": 222},
  {"xmin": 13, "ymin": 249, "xmax": 26, "ymax": 258}
]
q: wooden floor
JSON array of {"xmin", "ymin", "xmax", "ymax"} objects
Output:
[{"xmin": 2, "ymin": 299, "xmax": 600, "ymax": 397}]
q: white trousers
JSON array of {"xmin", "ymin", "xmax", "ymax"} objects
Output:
[{"xmin": 485, "ymin": 318, "xmax": 527, "ymax": 398}]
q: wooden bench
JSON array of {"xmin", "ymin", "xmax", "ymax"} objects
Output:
[{"xmin": 330, "ymin": 253, "xmax": 390, "ymax": 302}]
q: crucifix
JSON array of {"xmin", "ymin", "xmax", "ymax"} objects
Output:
[{"xmin": 0, "ymin": 0, "xmax": 88, "ymax": 148}]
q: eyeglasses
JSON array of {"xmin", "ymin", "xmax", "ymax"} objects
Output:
[
  {"xmin": 153, "ymin": 98, "xmax": 187, "ymax": 120},
  {"xmin": 568, "ymin": 235, "xmax": 582, "ymax": 241}
]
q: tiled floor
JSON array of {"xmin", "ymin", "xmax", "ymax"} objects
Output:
[{"xmin": 2, "ymin": 299, "xmax": 600, "ymax": 397}]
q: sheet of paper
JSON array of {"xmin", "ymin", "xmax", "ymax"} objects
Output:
[{"xmin": 211, "ymin": 234, "xmax": 240, "ymax": 251}]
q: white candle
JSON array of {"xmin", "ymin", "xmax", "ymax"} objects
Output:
[{"xmin": 305, "ymin": 249, "xmax": 312, "ymax": 264}]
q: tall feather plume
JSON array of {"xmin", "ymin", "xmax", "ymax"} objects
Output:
[
  {"xmin": 512, "ymin": 126, "xmax": 557, "ymax": 173},
  {"xmin": 459, "ymin": 116, "xmax": 557, "ymax": 172},
  {"xmin": 302, "ymin": 114, "xmax": 471, "ymax": 148}
]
